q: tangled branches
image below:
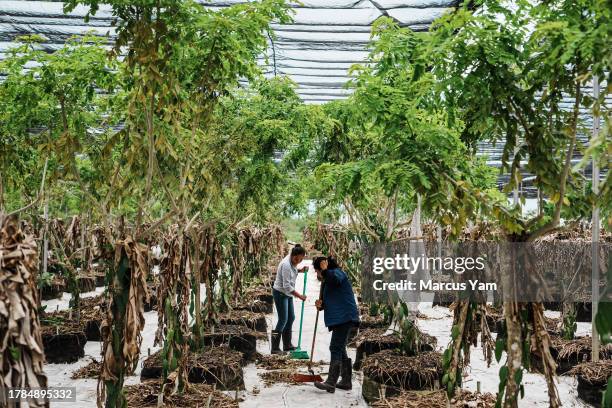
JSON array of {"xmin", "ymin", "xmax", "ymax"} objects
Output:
[
  {"xmin": 228, "ymin": 225, "xmax": 284, "ymax": 296},
  {"xmin": 303, "ymin": 221, "xmax": 363, "ymax": 285}
]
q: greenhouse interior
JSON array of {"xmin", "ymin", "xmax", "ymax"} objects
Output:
[{"xmin": 0, "ymin": 0, "xmax": 610, "ymax": 407}]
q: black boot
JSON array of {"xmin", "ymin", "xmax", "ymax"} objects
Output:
[
  {"xmin": 282, "ymin": 330, "xmax": 297, "ymax": 352},
  {"xmin": 335, "ymin": 358, "xmax": 352, "ymax": 390},
  {"xmin": 314, "ymin": 360, "xmax": 341, "ymax": 393},
  {"xmin": 271, "ymin": 330, "xmax": 283, "ymax": 354}
]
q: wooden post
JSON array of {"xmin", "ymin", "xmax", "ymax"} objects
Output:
[
  {"xmin": 591, "ymin": 76, "xmax": 600, "ymax": 362},
  {"xmin": 81, "ymin": 212, "xmax": 86, "ymax": 267},
  {"xmin": 43, "ymin": 199, "xmax": 49, "ymax": 277},
  {"xmin": 513, "ymin": 144, "xmax": 520, "ymax": 207},
  {"xmin": 194, "ymin": 231, "xmax": 203, "ymax": 347}
]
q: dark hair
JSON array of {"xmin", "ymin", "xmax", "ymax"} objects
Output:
[
  {"xmin": 326, "ymin": 256, "xmax": 340, "ymax": 270},
  {"xmin": 312, "ymin": 256, "xmax": 327, "ymax": 271},
  {"xmin": 291, "ymin": 244, "xmax": 306, "ymax": 257},
  {"xmin": 313, "ymin": 256, "xmax": 340, "ymax": 271}
]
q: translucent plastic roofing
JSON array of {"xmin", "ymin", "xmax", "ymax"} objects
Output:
[{"xmin": 0, "ymin": 0, "xmax": 458, "ymax": 103}]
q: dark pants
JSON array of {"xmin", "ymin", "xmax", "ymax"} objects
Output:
[
  {"xmin": 329, "ymin": 321, "xmax": 352, "ymax": 362},
  {"xmin": 273, "ymin": 288, "xmax": 295, "ymax": 333}
]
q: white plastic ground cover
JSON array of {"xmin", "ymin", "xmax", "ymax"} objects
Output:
[
  {"xmin": 416, "ymin": 305, "xmax": 592, "ymax": 408},
  {"xmin": 240, "ymin": 260, "xmax": 368, "ymax": 407},
  {"xmin": 42, "ymin": 286, "xmax": 105, "ymax": 313},
  {"xmin": 39, "ymin": 259, "xmax": 593, "ymax": 407}
]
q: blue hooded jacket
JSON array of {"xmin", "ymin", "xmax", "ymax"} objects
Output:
[{"xmin": 321, "ymin": 267, "xmax": 360, "ymax": 329}]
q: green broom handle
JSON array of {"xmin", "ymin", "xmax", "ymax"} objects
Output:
[{"xmin": 296, "ymin": 267, "xmax": 308, "ymax": 349}]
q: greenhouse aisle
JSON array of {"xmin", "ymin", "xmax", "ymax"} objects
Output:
[
  {"xmin": 239, "ymin": 259, "xmax": 368, "ymax": 407},
  {"xmin": 39, "ymin": 261, "xmax": 593, "ymax": 407}
]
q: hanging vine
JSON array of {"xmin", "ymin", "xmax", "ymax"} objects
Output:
[
  {"xmin": 154, "ymin": 229, "xmax": 192, "ymax": 396},
  {"xmin": 97, "ymin": 235, "xmax": 149, "ymax": 408},
  {"xmin": 0, "ymin": 215, "xmax": 48, "ymax": 408}
]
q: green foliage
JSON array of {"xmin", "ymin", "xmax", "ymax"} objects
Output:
[
  {"xmin": 431, "ymin": 0, "xmax": 610, "ymax": 238},
  {"xmin": 52, "ymin": 0, "xmax": 294, "ymax": 227},
  {"xmin": 308, "ymin": 18, "xmax": 496, "ymax": 241},
  {"xmin": 562, "ymin": 306, "xmax": 578, "ymax": 340},
  {"xmin": 202, "ymin": 77, "xmax": 332, "ymax": 222},
  {"xmin": 0, "ymin": 35, "xmax": 120, "ymax": 214},
  {"xmin": 282, "ymin": 218, "xmax": 306, "ymax": 243},
  {"xmin": 37, "ymin": 271, "xmax": 54, "ymax": 289},
  {"xmin": 0, "ymin": 3, "xmax": 296, "ymax": 406},
  {"xmin": 392, "ymin": 300, "xmax": 419, "ymax": 355}
]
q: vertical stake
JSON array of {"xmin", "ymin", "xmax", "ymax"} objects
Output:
[{"xmin": 591, "ymin": 76, "xmax": 600, "ymax": 362}]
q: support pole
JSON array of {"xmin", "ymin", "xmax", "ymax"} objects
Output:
[
  {"xmin": 513, "ymin": 142, "xmax": 520, "ymax": 207},
  {"xmin": 43, "ymin": 199, "xmax": 49, "ymax": 276},
  {"xmin": 591, "ymin": 76, "xmax": 600, "ymax": 362}
]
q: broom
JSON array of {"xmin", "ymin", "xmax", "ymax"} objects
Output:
[
  {"xmin": 293, "ymin": 279, "xmax": 325, "ymax": 383},
  {"xmin": 290, "ymin": 268, "xmax": 309, "ymax": 360}
]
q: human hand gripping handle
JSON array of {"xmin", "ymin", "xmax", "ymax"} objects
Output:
[
  {"xmin": 292, "ymin": 264, "xmax": 309, "ymax": 301},
  {"xmin": 291, "ymin": 290, "xmax": 307, "ymax": 301}
]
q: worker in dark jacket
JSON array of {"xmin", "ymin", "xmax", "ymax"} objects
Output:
[{"xmin": 312, "ymin": 256, "xmax": 359, "ymax": 393}]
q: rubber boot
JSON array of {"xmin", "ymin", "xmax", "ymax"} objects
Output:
[
  {"xmin": 335, "ymin": 358, "xmax": 352, "ymax": 390},
  {"xmin": 271, "ymin": 330, "xmax": 283, "ymax": 354},
  {"xmin": 314, "ymin": 360, "xmax": 341, "ymax": 393},
  {"xmin": 282, "ymin": 330, "xmax": 297, "ymax": 352}
]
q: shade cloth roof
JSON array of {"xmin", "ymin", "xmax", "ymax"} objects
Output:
[
  {"xmin": 0, "ymin": 0, "xmax": 607, "ymax": 197},
  {"xmin": 0, "ymin": 0, "xmax": 458, "ymax": 103}
]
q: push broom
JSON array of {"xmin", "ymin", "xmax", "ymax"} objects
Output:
[
  {"xmin": 290, "ymin": 268, "xmax": 310, "ymax": 360},
  {"xmin": 293, "ymin": 279, "xmax": 325, "ymax": 383}
]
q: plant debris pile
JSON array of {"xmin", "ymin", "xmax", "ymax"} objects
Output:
[
  {"xmin": 567, "ymin": 360, "xmax": 612, "ymax": 386},
  {"xmin": 242, "ymin": 286, "xmax": 274, "ymax": 305},
  {"xmin": 372, "ymin": 390, "xmax": 448, "ymax": 408},
  {"xmin": 218, "ymin": 309, "xmax": 267, "ymax": 332},
  {"xmin": 71, "ymin": 358, "xmax": 102, "ymax": 379},
  {"xmin": 41, "ymin": 294, "xmax": 106, "ymax": 339},
  {"xmin": 362, "ymin": 350, "xmax": 444, "ymax": 390},
  {"xmin": 552, "ymin": 336, "xmax": 612, "ymax": 361},
  {"xmin": 125, "ymin": 380, "xmax": 239, "ymax": 408},
  {"xmin": 360, "ymin": 313, "xmax": 391, "ymax": 330},
  {"xmin": 254, "ymin": 353, "xmax": 324, "ymax": 370},
  {"xmin": 204, "ymin": 324, "xmax": 265, "ymax": 340},
  {"xmin": 353, "ymin": 326, "xmax": 437, "ymax": 368},
  {"xmin": 143, "ymin": 346, "xmax": 245, "ymax": 389},
  {"xmin": 371, "ymin": 389, "xmax": 496, "ymax": 408},
  {"xmin": 40, "ymin": 314, "xmax": 84, "ymax": 336},
  {"xmin": 353, "ymin": 328, "xmax": 401, "ymax": 368},
  {"xmin": 258, "ymin": 370, "xmax": 298, "ymax": 387}
]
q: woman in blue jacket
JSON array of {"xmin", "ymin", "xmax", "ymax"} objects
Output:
[{"xmin": 312, "ymin": 256, "xmax": 359, "ymax": 393}]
